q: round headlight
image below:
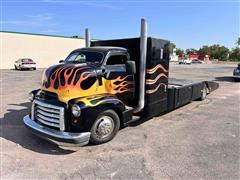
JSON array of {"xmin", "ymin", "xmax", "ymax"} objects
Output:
[
  {"xmin": 28, "ymin": 92, "xmax": 34, "ymax": 101},
  {"xmin": 72, "ymin": 104, "xmax": 81, "ymax": 117}
]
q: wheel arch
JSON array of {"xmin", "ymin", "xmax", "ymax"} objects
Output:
[
  {"xmin": 71, "ymin": 95, "xmax": 126, "ymax": 131},
  {"xmin": 111, "ymin": 107, "xmax": 124, "ymax": 128}
]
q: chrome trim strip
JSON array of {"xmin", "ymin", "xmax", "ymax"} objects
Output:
[
  {"xmin": 59, "ymin": 108, "xmax": 65, "ymax": 131},
  {"xmin": 34, "ymin": 100, "xmax": 62, "ymax": 110},
  {"xmin": 37, "ymin": 117, "xmax": 59, "ymax": 128},
  {"xmin": 31, "ymin": 101, "xmax": 35, "ymax": 120},
  {"xmin": 36, "ymin": 114, "xmax": 59, "ymax": 124},
  {"xmin": 37, "ymin": 106, "xmax": 60, "ymax": 114},
  {"xmin": 36, "ymin": 109, "xmax": 59, "ymax": 119}
]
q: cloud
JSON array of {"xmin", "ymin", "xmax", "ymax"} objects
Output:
[
  {"xmin": 1, "ymin": 13, "xmax": 55, "ymax": 26},
  {"xmin": 40, "ymin": 29, "xmax": 58, "ymax": 33},
  {"xmin": 0, "ymin": 20, "xmax": 38, "ymax": 26},
  {"xmin": 42, "ymin": 0, "xmax": 121, "ymax": 10},
  {"xmin": 1, "ymin": 13, "xmax": 58, "ymax": 33},
  {"xmin": 25, "ymin": 13, "xmax": 54, "ymax": 20}
]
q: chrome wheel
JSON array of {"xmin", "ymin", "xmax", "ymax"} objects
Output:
[
  {"xmin": 201, "ymin": 85, "xmax": 207, "ymax": 100},
  {"xmin": 93, "ymin": 116, "xmax": 114, "ymax": 139},
  {"xmin": 90, "ymin": 110, "xmax": 120, "ymax": 144}
]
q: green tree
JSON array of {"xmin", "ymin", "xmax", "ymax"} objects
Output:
[
  {"xmin": 237, "ymin": 37, "xmax": 240, "ymax": 47},
  {"xmin": 185, "ymin": 48, "xmax": 198, "ymax": 55},
  {"xmin": 198, "ymin": 45, "xmax": 211, "ymax": 55},
  {"xmin": 169, "ymin": 42, "xmax": 176, "ymax": 54},
  {"xmin": 199, "ymin": 44, "xmax": 229, "ymax": 60},
  {"xmin": 175, "ymin": 48, "xmax": 184, "ymax": 55},
  {"xmin": 210, "ymin": 44, "xmax": 229, "ymax": 60},
  {"xmin": 229, "ymin": 47, "xmax": 240, "ymax": 61}
]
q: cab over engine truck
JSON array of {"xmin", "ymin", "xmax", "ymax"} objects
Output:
[{"xmin": 23, "ymin": 19, "xmax": 218, "ymax": 146}]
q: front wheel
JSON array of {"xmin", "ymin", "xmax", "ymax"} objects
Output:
[{"xmin": 90, "ymin": 110, "xmax": 120, "ymax": 145}]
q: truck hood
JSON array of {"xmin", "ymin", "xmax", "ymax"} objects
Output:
[{"xmin": 41, "ymin": 63, "xmax": 98, "ymax": 103}]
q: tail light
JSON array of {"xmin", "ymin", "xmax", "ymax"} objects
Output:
[{"xmin": 22, "ymin": 62, "xmax": 36, "ymax": 64}]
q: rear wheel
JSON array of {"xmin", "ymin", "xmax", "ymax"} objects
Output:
[
  {"xmin": 200, "ymin": 84, "xmax": 207, "ymax": 100},
  {"xmin": 14, "ymin": 65, "xmax": 17, "ymax": 70},
  {"xmin": 90, "ymin": 110, "xmax": 120, "ymax": 145}
]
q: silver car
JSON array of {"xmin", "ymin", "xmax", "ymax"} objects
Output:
[
  {"xmin": 14, "ymin": 58, "xmax": 36, "ymax": 70},
  {"xmin": 233, "ymin": 64, "xmax": 240, "ymax": 82}
]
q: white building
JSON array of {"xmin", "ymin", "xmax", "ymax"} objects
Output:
[{"xmin": 1, "ymin": 31, "xmax": 85, "ymax": 69}]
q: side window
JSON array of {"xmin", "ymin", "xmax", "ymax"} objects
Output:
[{"xmin": 106, "ymin": 55, "xmax": 128, "ymax": 65}]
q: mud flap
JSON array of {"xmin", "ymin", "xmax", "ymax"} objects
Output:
[{"xmin": 205, "ymin": 81, "xmax": 219, "ymax": 93}]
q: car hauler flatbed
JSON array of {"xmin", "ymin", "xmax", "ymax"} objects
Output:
[{"xmin": 23, "ymin": 19, "xmax": 218, "ymax": 146}]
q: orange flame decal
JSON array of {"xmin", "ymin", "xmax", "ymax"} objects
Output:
[
  {"xmin": 42, "ymin": 65, "xmax": 132, "ymax": 103},
  {"xmin": 147, "ymin": 64, "xmax": 168, "ymax": 74},
  {"xmin": 146, "ymin": 83, "xmax": 166, "ymax": 94},
  {"xmin": 76, "ymin": 95, "xmax": 122, "ymax": 107},
  {"xmin": 104, "ymin": 76, "xmax": 131, "ymax": 94},
  {"xmin": 146, "ymin": 64, "xmax": 168, "ymax": 94},
  {"xmin": 146, "ymin": 73, "xmax": 167, "ymax": 85}
]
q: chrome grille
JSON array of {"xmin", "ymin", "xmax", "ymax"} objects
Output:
[{"xmin": 31, "ymin": 100, "xmax": 65, "ymax": 131}]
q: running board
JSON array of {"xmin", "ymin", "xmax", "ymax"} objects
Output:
[{"xmin": 124, "ymin": 115, "xmax": 141, "ymax": 125}]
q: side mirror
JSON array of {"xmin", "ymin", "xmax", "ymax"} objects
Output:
[
  {"xmin": 126, "ymin": 61, "xmax": 136, "ymax": 74},
  {"xmin": 59, "ymin": 60, "xmax": 64, "ymax": 63}
]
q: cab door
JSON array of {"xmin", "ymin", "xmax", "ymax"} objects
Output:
[{"xmin": 103, "ymin": 52, "xmax": 135, "ymax": 104}]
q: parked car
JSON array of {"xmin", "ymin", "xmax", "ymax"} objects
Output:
[
  {"xmin": 191, "ymin": 59, "xmax": 203, "ymax": 64},
  {"xmin": 233, "ymin": 64, "xmax": 240, "ymax": 82},
  {"xmin": 179, "ymin": 59, "xmax": 191, "ymax": 64},
  {"xmin": 14, "ymin": 58, "xmax": 36, "ymax": 70}
]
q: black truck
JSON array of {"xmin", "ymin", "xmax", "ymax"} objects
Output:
[{"xmin": 23, "ymin": 19, "xmax": 218, "ymax": 146}]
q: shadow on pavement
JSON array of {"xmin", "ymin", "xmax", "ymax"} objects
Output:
[
  {"xmin": 215, "ymin": 76, "xmax": 236, "ymax": 82},
  {"xmin": 0, "ymin": 102, "xmax": 75, "ymax": 155}
]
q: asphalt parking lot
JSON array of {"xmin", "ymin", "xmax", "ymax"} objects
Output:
[{"xmin": 0, "ymin": 63, "xmax": 239, "ymax": 179}]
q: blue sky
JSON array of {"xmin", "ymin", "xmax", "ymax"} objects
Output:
[{"xmin": 1, "ymin": 0, "xmax": 239, "ymax": 49}]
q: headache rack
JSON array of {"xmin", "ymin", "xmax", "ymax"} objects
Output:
[{"xmin": 31, "ymin": 100, "xmax": 65, "ymax": 131}]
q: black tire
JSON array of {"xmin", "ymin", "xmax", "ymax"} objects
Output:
[
  {"xmin": 14, "ymin": 65, "xmax": 17, "ymax": 70},
  {"xmin": 33, "ymin": 68, "xmax": 36, "ymax": 70},
  {"xmin": 234, "ymin": 78, "xmax": 240, "ymax": 82},
  {"xmin": 90, "ymin": 109, "xmax": 120, "ymax": 145}
]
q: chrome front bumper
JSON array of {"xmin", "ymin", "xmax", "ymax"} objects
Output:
[{"xmin": 23, "ymin": 115, "xmax": 90, "ymax": 147}]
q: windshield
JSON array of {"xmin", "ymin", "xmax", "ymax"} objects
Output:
[{"xmin": 65, "ymin": 51, "xmax": 103, "ymax": 64}]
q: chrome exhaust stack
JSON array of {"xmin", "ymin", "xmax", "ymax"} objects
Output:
[
  {"xmin": 134, "ymin": 18, "xmax": 148, "ymax": 113},
  {"xmin": 85, "ymin": 28, "xmax": 91, "ymax": 47}
]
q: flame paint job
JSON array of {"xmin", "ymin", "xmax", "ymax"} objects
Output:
[
  {"xmin": 74, "ymin": 95, "xmax": 123, "ymax": 108},
  {"xmin": 146, "ymin": 64, "xmax": 168, "ymax": 74},
  {"xmin": 41, "ymin": 64, "xmax": 132, "ymax": 104}
]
